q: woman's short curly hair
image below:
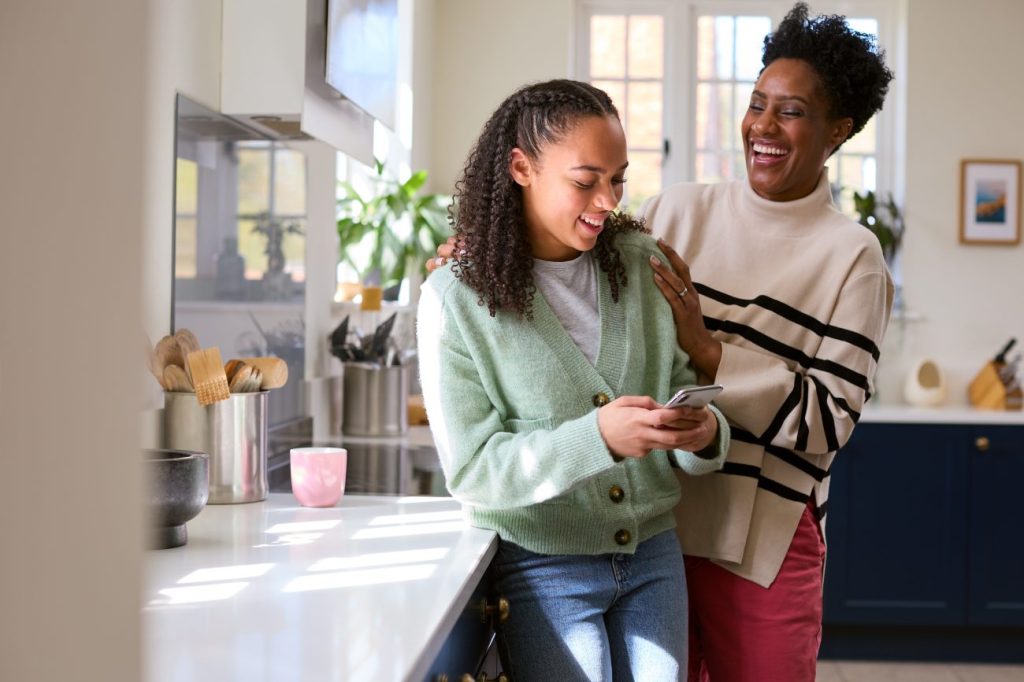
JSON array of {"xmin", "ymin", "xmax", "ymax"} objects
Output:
[
  {"xmin": 763, "ymin": 2, "xmax": 894, "ymax": 149},
  {"xmin": 449, "ymin": 79, "xmax": 646, "ymax": 318}
]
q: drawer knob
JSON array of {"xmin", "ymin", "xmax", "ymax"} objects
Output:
[
  {"xmin": 975, "ymin": 436, "xmax": 990, "ymax": 452},
  {"xmin": 481, "ymin": 597, "xmax": 510, "ymax": 624}
]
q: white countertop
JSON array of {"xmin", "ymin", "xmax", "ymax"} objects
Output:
[
  {"xmin": 861, "ymin": 404, "xmax": 1024, "ymax": 424},
  {"xmin": 144, "ymin": 493, "xmax": 497, "ymax": 682}
]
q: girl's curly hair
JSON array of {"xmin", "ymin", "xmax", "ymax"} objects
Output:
[
  {"xmin": 763, "ymin": 2, "xmax": 894, "ymax": 151},
  {"xmin": 449, "ymin": 79, "xmax": 647, "ymax": 318}
]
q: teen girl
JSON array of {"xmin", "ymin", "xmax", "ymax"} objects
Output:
[{"xmin": 418, "ymin": 79, "xmax": 730, "ymax": 680}]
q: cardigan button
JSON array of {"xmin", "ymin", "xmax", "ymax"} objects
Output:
[
  {"xmin": 608, "ymin": 485, "xmax": 625, "ymax": 503},
  {"xmin": 592, "ymin": 392, "xmax": 610, "ymax": 407},
  {"xmin": 614, "ymin": 529, "xmax": 631, "ymax": 546}
]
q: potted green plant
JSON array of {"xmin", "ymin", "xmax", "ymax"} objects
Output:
[
  {"xmin": 852, "ymin": 190, "xmax": 904, "ymax": 265},
  {"xmin": 336, "ymin": 159, "xmax": 451, "ymax": 299},
  {"xmin": 252, "ymin": 211, "xmax": 304, "ymax": 300}
]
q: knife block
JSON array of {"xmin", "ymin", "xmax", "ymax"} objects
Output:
[{"xmin": 969, "ymin": 361, "xmax": 1023, "ymax": 410}]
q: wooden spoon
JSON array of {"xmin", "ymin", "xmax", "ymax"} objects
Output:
[
  {"xmin": 153, "ymin": 335, "xmax": 183, "ymax": 375},
  {"xmin": 175, "ymin": 329, "xmax": 201, "ymax": 384},
  {"xmin": 241, "ymin": 357, "xmax": 288, "ymax": 389},
  {"xmin": 163, "ymin": 364, "xmax": 193, "ymax": 392},
  {"xmin": 228, "ymin": 364, "xmax": 254, "ymax": 392}
]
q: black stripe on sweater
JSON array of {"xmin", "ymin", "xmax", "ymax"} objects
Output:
[
  {"xmin": 695, "ymin": 282, "xmax": 881, "ymax": 361},
  {"xmin": 704, "ymin": 317, "xmax": 871, "ymax": 391},
  {"xmin": 732, "ymin": 428, "xmax": 830, "ymax": 482},
  {"xmin": 719, "ymin": 461, "xmax": 761, "ymax": 479},
  {"xmin": 796, "ymin": 381, "xmax": 811, "ymax": 453},
  {"xmin": 717, "ymin": 459, "xmax": 813, "ymax": 504},
  {"xmin": 810, "ymin": 375, "xmax": 841, "ymax": 452},
  {"xmin": 761, "ymin": 372, "xmax": 803, "ymax": 445},
  {"xmin": 758, "ymin": 477, "xmax": 811, "ymax": 504}
]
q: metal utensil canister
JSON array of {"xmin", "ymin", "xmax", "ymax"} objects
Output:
[
  {"xmin": 342, "ymin": 363, "xmax": 408, "ymax": 436},
  {"xmin": 163, "ymin": 391, "xmax": 269, "ymax": 504}
]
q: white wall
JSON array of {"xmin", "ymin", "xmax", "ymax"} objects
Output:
[
  {"xmin": 877, "ymin": 0, "xmax": 1024, "ymax": 404},
  {"xmin": 0, "ymin": 2, "xmax": 148, "ymax": 680},
  {"xmin": 428, "ymin": 0, "xmax": 575, "ymax": 192},
  {"xmin": 426, "ymin": 0, "xmax": 1024, "ymax": 407},
  {"xmin": 142, "ymin": 0, "xmax": 224, "ymax": 340}
]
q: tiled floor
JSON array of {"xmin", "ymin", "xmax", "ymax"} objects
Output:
[{"xmin": 818, "ymin": 660, "xmax": 1024, "ymax": 681}]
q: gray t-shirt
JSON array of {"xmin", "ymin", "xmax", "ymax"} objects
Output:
[{"xmin": 532, "ymin": 252, "xmax": 599, "ymax": 365}]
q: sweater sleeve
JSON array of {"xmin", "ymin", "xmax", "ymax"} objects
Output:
[
  {"xmin": 713, "ymin": 269, "xmax": 893, "ymax": 458},
  {"xmin": 417, "ymin": 284, "xmax": 616, "ymax": 511}
]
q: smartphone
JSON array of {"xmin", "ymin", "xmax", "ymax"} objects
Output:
[{"xmin": 663, "ymin": 384, "xmax": 724, "ymax": 409}]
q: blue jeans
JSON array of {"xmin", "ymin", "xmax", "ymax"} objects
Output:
[{"xmin": 490, "ymin": 529, "xmax": 688, "ymax": 681}]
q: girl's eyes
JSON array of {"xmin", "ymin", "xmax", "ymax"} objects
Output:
[{"xmin": 574, "ymin": 178, "xmax": 627, "ymax": 190}]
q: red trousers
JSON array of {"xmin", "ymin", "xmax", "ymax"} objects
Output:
[{"xmin": 685, "ymin": 502, "xmax": 826, "ymax": 682}]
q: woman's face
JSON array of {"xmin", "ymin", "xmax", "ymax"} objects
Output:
[
  {"xmin": 741, "ymin": 58, "xmax": 852, "ymax": 202},
  {"xmin": 511, "ymin": 114, "xmax": 628, "ymax": 261}
]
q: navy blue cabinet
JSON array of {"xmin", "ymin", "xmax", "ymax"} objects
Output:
[
  {"xmin": 966, "ymin": 425, "xmax": 1024, "ymax": 626},
  {"xmin": 822, "ymin": 420, "xmax": 1024, "ymax": 659},
  {"xmin": 824, "ymin": 423, "xmax": 970, "ymax": 625}
]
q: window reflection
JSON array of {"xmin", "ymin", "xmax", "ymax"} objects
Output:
[{"xmin": 172, "ymin": 95, "xmax": 308, "ymax": 426}]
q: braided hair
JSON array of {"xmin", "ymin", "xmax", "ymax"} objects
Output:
[
  {"xmin": 450, "ymin": 79, "xmax": 647, "ymax": 318},
  {"xmin": 763, "ymin": 2, "xmax": 894, "ymax": 151}
]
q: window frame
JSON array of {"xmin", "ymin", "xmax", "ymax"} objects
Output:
[
  {"xmin": 573, "ymin": 0, "xmax": 678, "ymax": 207},
  {"xmin": 574, "ymin": 0, "xmax": 906, "ymax": 204}
]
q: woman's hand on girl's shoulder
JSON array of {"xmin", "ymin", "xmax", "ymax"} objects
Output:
[{"xmin": 425, "ymin": 236, "xmax": 460, "ymax": 272}]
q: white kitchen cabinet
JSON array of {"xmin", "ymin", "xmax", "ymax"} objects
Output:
[{"xmin": 220, "ymin": 0, "xmax": 374, "ymax": 163}]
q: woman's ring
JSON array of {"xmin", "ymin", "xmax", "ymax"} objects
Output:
[{"xmin": 677, "ymin": 286, "xmax": 688, "ymax": 298}]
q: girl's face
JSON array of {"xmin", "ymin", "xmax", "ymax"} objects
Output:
[
  {"xmin": 511, "ymin": 114, "xmax": 628, "ymax": 261},
  {"xmin": 741, "ymin": 58, "xmax": 851, "ymax": 202}
]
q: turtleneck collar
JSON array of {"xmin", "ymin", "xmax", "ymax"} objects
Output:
[{"xmin": 733, "ymin": 169, "xmax": 838, "ymax": 237}]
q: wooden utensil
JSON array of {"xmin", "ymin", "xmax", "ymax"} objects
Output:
[
  {"xmin": 240, "ymin": 357, "xmax": 288, "ymax": 389},
  {"xmin": 175, "ymin": 329, "xmax": 201, "ymax": 384},
  {"xmin": 224, "ymin": 358, "xmax": 245, "ymax": 381},
  {"xmin": 228, "ymin": 364, "xmax": 254, "ymax": 392},
  {"xmin": 163, "ymin": 364, "xmax": 193, "ymax": 392},
  {"xmin": 186, "ymin": 347, "xmax": 230, "ymax": 405},
  {"xmin": 153, "ymin": 334, "xmax": 183, "ymax": 377},
  {"xmin": 146, "ymin": 335, "xmax": 169, "ymax": 390}
]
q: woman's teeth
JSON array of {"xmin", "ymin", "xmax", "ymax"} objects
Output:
[{"xmin": 752, "ymin": 143, "xmax": 787, "ymax": 156}]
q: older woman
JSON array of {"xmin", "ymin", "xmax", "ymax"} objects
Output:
[{"xmin": 644, "ymin": 4, "xmax": 894, "ymax": 681}]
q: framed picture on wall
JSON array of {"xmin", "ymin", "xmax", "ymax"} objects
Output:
[{"xmin": 959, "ymin": 159, "xmax": 1021, "ymax": 245}]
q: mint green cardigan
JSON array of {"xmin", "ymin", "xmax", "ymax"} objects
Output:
[{"xmin": 417, "ymin": 232, "xmax": 729, "ymax": 555}]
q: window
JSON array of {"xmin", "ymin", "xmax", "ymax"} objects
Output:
[
  {"xmin": 576, "ymin": 1, "xmax": 902, "ymax": 216},
  {"xmin": 236, "ymin": 143, "xmax": 308, "ymax": 283},
  {"xmin": 578, "ymin": 7, "xmax": 668, "ymax": 211},
  {"xmin": 693, "ymin": 14, "xmax": 770, "ymax": 184},
  {"xmin": 175, "ymin": 158, "xmax": 199, "ymax": 279}
]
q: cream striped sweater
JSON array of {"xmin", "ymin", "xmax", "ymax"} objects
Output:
[{"xmin": 642, "ymin": 172, "xmax": 894, "ymax": 587}]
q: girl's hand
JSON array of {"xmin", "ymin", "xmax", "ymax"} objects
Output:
[
  {"xmin": 648, "ymin": 239, "xmax": 722, "ymax": 379},
  {"xmin": 597, "ymin": 396, "xmax": 719, "ymax": 458},
  {"xmin": 660, "ymin": 404, "xmax": 719, "ymax": 453},
  {"xmin": 425, "ymin": 236, "xmax": 460, "ymax": 272}
]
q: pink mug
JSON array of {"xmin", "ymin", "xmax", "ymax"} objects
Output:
[{"xmin": 290, "ymin": 447, "xmax": 348, "ymax": 507}]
